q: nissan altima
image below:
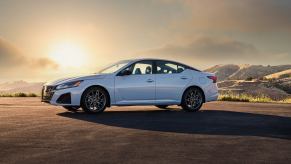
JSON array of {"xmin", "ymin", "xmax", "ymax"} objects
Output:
[{"xmin": 41, "ymin": 59, "xmax": 218, "ymax": 113}]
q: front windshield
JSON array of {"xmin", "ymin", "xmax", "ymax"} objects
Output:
[{"xmin": 98, "ymin": 60, "xmax": 130, "ymax": 74}]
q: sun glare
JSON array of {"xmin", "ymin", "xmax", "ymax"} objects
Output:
[{"xmin": 49, "ymin": 42, "xmax": 88, "ymax": 67}]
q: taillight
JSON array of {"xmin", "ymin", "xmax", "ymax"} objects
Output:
[{"xmin": 207, "ymin": 76, "xmax": 217, "ymax": 83}]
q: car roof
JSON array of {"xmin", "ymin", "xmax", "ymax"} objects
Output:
[{"xmin": 127, "ymin": 58, "xmax": 201, "ymax": 72}]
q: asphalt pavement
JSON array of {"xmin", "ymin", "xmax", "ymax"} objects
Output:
[{"xmin": 0, "ymin": 98, "xmax": 291, "ymax": 164}]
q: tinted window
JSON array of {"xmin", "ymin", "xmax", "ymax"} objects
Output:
[
  {"xmin": 120, "ymin": 60, "xmax": 153, "ymax": 75},
  {"xmin": 156, "ymin": 61, "xmax": 185, "ymax": 74},
  {"xmin": 132, "ymin": 61, "xmax": 152, "ymax": 75}
]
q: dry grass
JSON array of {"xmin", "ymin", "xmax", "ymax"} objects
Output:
[
  {"xmin": 218, "ymin": 93, "xmax": 291, "ymax": 103},
  {"xmin": 280, "ymin": 98, "xmax": 291, "ymax": 103},
  {"xmin": 0, "ymin": 92, "xmax": 39, "ymax": 97}
]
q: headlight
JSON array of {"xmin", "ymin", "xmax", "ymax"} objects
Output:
[{"xmin": 55, "ymin": 80, "xmax": 83, "ymax": 90}]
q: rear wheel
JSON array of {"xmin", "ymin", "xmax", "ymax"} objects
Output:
[
  {"xmin": 81, "ymin": 86, "xmax": 107, "ymax": 114},
  {"xmin": 155, "ymin": 105, "xmax": 169, "ymax": 109},
  {"xmin": 63, "ymin": 106, "xmax": 80, "ymax": 111},
  {"xmin": 181, "ymin": 87, "xmax": 204, "ymax": 112}
]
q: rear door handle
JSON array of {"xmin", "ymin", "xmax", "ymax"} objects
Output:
[
  {"xmin": 180, "ymin": 76, "xmax": 188, "ymax": 80},
  {"xmin": 146, "ymin": 79, "xmax": 154, "ymax": 83}
]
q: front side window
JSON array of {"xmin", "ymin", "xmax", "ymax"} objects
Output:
[
  {"xmin": 156, "ymin": 61, "xmax": 185, "ymax": 74},
  {"xmin": 119, "ymin": 61, "xmax": 153, "ymax": 75},
  {"xmin": 132, "ymin": 61, "xmax": 153, "ymax": 75}
]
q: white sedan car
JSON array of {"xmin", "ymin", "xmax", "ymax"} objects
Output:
[{"xmin": 42, "ymin": 59, "xmax": 218, "ymax": 113}]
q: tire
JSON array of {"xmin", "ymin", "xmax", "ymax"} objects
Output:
[
  {"xmin": 181, "ymin": 87, "xmax": 204, "ymax": 112},
  {"xmin": 155, "ymin": 105, "xmax": 169, "ymax": 109},
  {"xmin": 63, "ymin": 106, "xmax": 80, "ymax": 111},
  {"xmin": 81, "ymin": 86, "xmax": 107, "ymax": 114}
]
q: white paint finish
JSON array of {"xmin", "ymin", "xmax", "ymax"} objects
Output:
[
  {"xmin": 114, "ymin": 74, "xmax": 155, "ymax": 104},
  {"xmin": 44, "ymin": 58, "xmax": 218, "ymax": 107},
  {"xmin": 155, "ymin": 69, "xmax": 192, "ymax": 103}
]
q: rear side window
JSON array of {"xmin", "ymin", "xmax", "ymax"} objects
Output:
[{"xmin": 156, "ymin": 61, "xmax": 185, "ymax": 74}]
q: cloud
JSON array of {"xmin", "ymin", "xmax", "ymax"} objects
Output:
[
  {"xmin": 31, "ymin": 58, "xmax": 58, "ymax": 69},
  {"xmin": 145, "ymin": 36, "xmax": 257, "ymax": 59},
  {"xmin": 141, "ymin": 36, "xmax": 291, "ymax": 68},
  {"xmin": 0, "ymin": 37, "xmax": 58, "ymax": 69},
  {"xmin": 0, "ymin": 38, "xmax": 24, "ymax": 66},
  {"xmin": 170, "ymin": 0, "xmax": 291, "ymax": 32},
  {"xmin": 0, "ymin": 37, "xmax": 58, "ymax": 79}
]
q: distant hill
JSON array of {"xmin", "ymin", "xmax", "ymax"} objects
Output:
[
  {"xmin": 204, "ymin": 64, "xmax": 240, "ymax": 81},
  {"xmin": 0, "ymin": 81, "xmax": 43, "ymax": 94},
  {"xmin": 205, "ymin": 64, "xmax": 291, "ymax": 100},
  {"xmin": 264, "ymin": 69, "xmax": 291, "ymax": 79},
  {"xmin": 218, "ymin": 79, "xmax": 291, "ymax": 100},
  {"xmin": 205, "ymin": 64, "xmax": 291, "ymax": 81}
]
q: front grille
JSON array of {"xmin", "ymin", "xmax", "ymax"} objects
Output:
[{"xmin": 41, "ymin": 85, "xmax": 56, "ymax": 102}]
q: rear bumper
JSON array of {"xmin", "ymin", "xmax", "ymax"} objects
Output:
[
  {"xmin": 204, "ymin": 84, "xmax": 219, "ymax": 102},
  {"xmin": 206, "ymin": 93, "xmax": 218, "ymax": 102}
]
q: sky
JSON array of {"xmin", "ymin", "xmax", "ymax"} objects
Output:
[{"xmin": 0, "ymin": 0, "xmax": 291, "ymax": 82}]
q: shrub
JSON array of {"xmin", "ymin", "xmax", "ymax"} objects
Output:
[
  {"xmin": 279, "ymin": 74, "xmax": 291, "ymax": 79},
  {"xmin": 219, "ymin": 94, "xmax": 249, "ymax": 102},
  {"xmin": 27, "ymin": 93, "xmax": 38, "ymax": 97},
  {"xmin": 281, "ymin": 98, "xmax": 291, "ymax": 103},
  {"xmin": 219, "ymin": 93, "xmax": 291, "ymax": 103},
  {"xmin": 14, "ymin": 92, "xmax": 27, "ymax": 97},
  {"xmin": 0, "ymin": 93, "xmax": 13, "ymax": 97},
  {"xmin": 218, "ymin": 93, "xmax": 274, "ymax": 103},
  {"xmin": 0, "ymin": 92, "xmax": 39, "ymax": 97},
  {"xmin": 245, "ymin": 77, "xmax": 253, "ymax": 81}
]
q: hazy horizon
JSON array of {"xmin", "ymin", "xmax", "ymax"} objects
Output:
[{"xmin": 1, "ymin": 0, "xmax": 291, "ymax": 82}]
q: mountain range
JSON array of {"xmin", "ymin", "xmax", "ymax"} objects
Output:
[
  {"xmin": 205, "ymin": 64, "xmax": 291, "ymax": 81},
  {"xmin": 205, "ymin": 64, "xmax": 291, "ymax": 100},
  {"xmin": 0, "ymin": 80, "xmax": 43, "ymax": 94}
]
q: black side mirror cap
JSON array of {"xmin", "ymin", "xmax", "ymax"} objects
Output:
[{"xmin": 118, "ymin": 70, "xmax": 132, "ymax": 76}]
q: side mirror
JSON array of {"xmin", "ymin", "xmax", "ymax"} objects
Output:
[{"xmin": 120, "ymin": 69, "xmax": 132, "ymax": 76}]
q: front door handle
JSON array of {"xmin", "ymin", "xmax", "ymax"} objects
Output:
[
  {"xmin": 180, "ymin": 76, "xmax": 188, "ymax": 80},
  {"xmin": 146, "ymin": 79, "xmax": 154, "ymax": 83}
]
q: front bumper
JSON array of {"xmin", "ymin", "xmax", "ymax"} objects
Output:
[{"xmin": 41, "ymin": 85, "xmax": 84, "ymax": 106}]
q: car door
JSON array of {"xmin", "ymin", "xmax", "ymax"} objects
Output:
[
  {"xmin": 155, "ymin": 60, "xmax": 192, "ymax": 104},
  {"xmin": 114, "ymin": 60, "xmax": 155, "ymax": 105}
]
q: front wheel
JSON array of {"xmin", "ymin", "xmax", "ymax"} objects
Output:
[
  {"xmin": 81, "ymin": 86, "xmax": 107, "ymax": 114},
  {"xmin": 181, "ymin": 87, "xmax": 204, "ymax": 112}
]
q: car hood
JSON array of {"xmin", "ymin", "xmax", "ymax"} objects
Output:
[{"xmin": 45, "ymin": 74, "xmax": 110, "ymax": 86}]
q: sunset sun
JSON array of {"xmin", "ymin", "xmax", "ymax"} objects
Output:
[{"xmin": 49, "ymin": 41, "xmax": 88, "ymax": 67}]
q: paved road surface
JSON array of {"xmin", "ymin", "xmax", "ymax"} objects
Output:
[{"xmin": 0, "ymin": 98, "xmax": 291, "ymax": 164}]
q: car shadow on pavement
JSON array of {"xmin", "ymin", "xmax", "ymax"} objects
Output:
[{"xmin": 58, "ymin": 109, "xmax": 291, "ymax": 140}]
